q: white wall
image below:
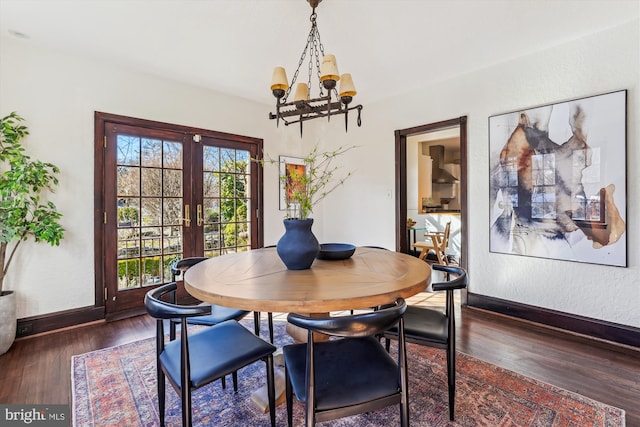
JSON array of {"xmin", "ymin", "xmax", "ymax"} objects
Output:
[
  {"xmin": 0, "ymin": 36, "xmax": 300, "ymax": 317},
  {"xmin": 1, "ymin": 19, "xmax": 638, "ymax": 329},
  {"xmin": 323, "ymin": 19, "xmax": 640, "ymax": 328}
]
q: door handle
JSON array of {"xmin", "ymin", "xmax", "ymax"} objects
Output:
[
  {"xmin": 183, "ymin": 204, "xmax": 191, "ymax": 227},
  {"xmin": 197, "ymin": 204, "xmax": 204, "ymax": 226}
]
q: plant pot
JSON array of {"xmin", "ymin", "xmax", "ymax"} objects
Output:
[
  {"xmin": 0, "ymin": 291, "xmax": 17, "ymax": 355},
  {"xmin": 277, "ymin": 218, "xmax": 320, "ymax": 270}
]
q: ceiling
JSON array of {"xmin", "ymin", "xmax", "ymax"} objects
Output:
[{"xmin": 1, "ymin": 0, "xmax": 637, "ymax": 107}]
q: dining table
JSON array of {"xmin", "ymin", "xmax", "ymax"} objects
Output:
[
  {"xmin": 183, "ymin": 245, "xmax": 432, "ymax": 410},
  {"xmin": 184, "ymin": 246, "xmax": 431, "ymax": 320}
]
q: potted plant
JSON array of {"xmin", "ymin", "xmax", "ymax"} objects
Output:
[
  {"xmin": 0, "ymin": 112, "xmax": 64, "ymax": 354},
  {"xmin": 262, "ymin": 145, "xmax": 356, "ymax": 269}
]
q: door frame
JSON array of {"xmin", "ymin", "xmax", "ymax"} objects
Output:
[
  {"xmin": 94, "ymin": 112, "xmax": 264, "ymax": 318},
  {"xmin": 394, "ymin": 117, "xmax": 468, "ymax": 300}
]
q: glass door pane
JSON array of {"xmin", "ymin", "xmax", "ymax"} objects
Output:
[
  {"xmin": 103, "ymin": 121, "xmax": 190, "ymax": 314},
  {"xmin": 116, "ymin": 135, "xmax": 184, "ymax": 290},
  {"xmin": 201, "ymin": 145, "xmax": 251, "ymax": 257}
]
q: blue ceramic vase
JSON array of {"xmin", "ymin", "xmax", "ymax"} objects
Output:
[{"xmin": 277, "ymin": 218, "xmax": 320, "ymax": 270}]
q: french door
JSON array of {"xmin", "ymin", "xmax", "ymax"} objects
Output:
[{"xmin": 95, "ymin": 113, "xmax": 263, "ymax": 317}]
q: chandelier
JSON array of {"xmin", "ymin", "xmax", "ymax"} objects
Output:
[{"xmin": 269, "ymin": 0, "xmax": 363, "ymax": 137}]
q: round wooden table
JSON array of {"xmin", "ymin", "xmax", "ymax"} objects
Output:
[
  {"xmin": 184, "ymin": 246, "xmax": 431, "ymax": 411},
  {"xmin": 184, "ymin": 246, "xmax": 432, "ymax": 314}
]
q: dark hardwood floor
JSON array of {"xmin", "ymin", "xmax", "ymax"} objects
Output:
[{"xmin": 1, "ymin": 307, "xmax": 638, "ymax": 426}]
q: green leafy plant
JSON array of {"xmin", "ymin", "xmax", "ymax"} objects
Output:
[
  {"xmin": 260, "ymin": 145, "xmax": 357, "ymax": 220},
  {"xmin": 0, "ymin": 112, "xmax": 64, "ymax": 294}
]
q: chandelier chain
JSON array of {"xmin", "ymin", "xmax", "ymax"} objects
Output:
[
  {"xmin": 308, "ymin": 39, "xmax": 314, "ymax": 97},
  {"xmin": 312, "ymin": 12, "xmax": 327, "ymax": 97},
  {"xmin": 284, "ymin": 22, "xmax": 315, "ymax": 103},
  {"xmin": 312, "ymin": 27, "xmax": 324, "ymax": 96},
  {"xmin": 286, "ymin": 9, "xmax": 330, "ymax": 102},
  {"xmin": 314, "ymin": 17, "xmax": 326, "ymax": 58}
]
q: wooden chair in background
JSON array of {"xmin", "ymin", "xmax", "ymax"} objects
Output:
[{"xmin": 412, "ymin": 221, "xmax": 451, "ymax": 264}]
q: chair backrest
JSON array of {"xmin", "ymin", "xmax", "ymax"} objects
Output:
[
  {"xmin": 431, "ymin": 264, "xmax": 467, "ymax": 291},
  {"xmin": 441, "ymin": 221, "xmax": 451, "ymax": 251},
  {"xmin": 144, "ymin": 283, "xmax": 212, "ymax": 320},
  {"xmin": 286, "ymin": 298, "xmax": 410, "ymax": 426},
  {"xmin": 431, "ymin": 264, "xmax": 467, "ymax": 320},
  {"xmin": 171, "ymin": 257, "xmax": 209, "ymax": 281},
  {"xmin": 287, "ymin": 298, "xmax": 407, "ymax": 338}
]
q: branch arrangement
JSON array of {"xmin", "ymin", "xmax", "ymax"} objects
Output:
[{"xmin": 259, "ymin": 145, "xmax": 357, "ymax": 220}]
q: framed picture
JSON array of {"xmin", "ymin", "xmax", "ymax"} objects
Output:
[
  {"xmin": 279, "ymin": 156, "xmax": 306, "ymax": 211},
  {"xmin": 488, "ymin": 90, "xmax": 627, "ymax": 267}
]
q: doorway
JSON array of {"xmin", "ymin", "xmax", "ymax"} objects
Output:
[{"xmin": 394, "ymin": 117, "xmax": 468, "ymax": 276}]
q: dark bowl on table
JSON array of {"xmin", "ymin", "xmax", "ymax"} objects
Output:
[{"xmin": 317, "ymin": 243, "xmax": 356, "ymax": 260}]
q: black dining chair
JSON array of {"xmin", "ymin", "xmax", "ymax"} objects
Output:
[
  {"xmin": 169, "ymin": 257, "xmax": 275, "ymax": 392},
  {"xmin": 384, "ymin": 264, "xmax": 468, "ymax": 421},
  {"xmin": 283, "ymin": 298, "xmax": 409, "ymax": 427},
  {"xmin": 169, "ymin": 257, "xmax": 248, "ymax": 340},
  {"xmin": 144, "ymin": 283, "xmax": 277, "ymax": 427},
  {"xmin": 170, "ymin": 257, "xmax": 274, "ymax": 345}
]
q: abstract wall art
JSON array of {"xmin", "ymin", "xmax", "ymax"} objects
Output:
[{"xmin": 489, "ymin": 90, "xmax": 627, "ymax": 266}]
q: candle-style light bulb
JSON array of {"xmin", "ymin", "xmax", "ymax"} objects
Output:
[
  {"xmin": 339, "ymin": 73, "xmax": 357, "ymax": 99},
  {"xmin": 271, "ymin": 66, "xmax": 289, "ymax": 98},
  {"xmin": 293, "ymin": 83, "xmax": 309, "ymax": 105},
  {"xmin": 320, "ymin": 54, "xmax": 339, "ymax": 90}
]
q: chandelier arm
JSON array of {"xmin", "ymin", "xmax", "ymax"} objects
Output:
[
  {"xmin": 345, "ymin": 107, "xmax": 348, "ymax": 131},
  {"xmin": 276, "ymin": 104, "xmax": 362, "ymax": 125}
]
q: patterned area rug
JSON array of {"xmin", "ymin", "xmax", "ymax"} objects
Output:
[{"xmin": 71, "ymin": 320, "xmax": 624, "ymax": 426}]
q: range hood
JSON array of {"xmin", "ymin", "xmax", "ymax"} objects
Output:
[{"xmin": 429, "ymin": 145, "xmax": 458, "ymax": 184}]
